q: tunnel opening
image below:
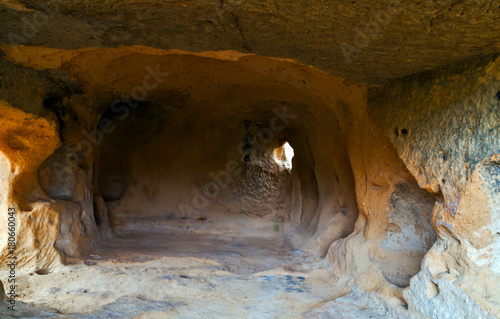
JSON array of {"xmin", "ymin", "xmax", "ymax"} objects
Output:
[
  {"xmin": 90, "ymin": 97, "xmax": 330, "ymax": 270},
  {"xmin": 0, "ymin": 45, "xmax": 460, "ymax": 317},
  {"xmin": 273, "ymin": 141, "xmax": 294, "ymax": 171},
  {"xmin": 50, "ymin": 49, "xmax": 364, "ymax": 273}
]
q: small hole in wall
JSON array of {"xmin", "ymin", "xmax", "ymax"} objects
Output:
[
  {"xmin": 35, "ymin": 269, "xmax": 50, "ymax": 275},
  {"xmin": 395, "ymin": 127, "xmax": 409, "ymax": 137},
  {"xmin": 43, "ymin": 96, "xmax": 63, "ymax": 109},
  {"xmin": 400, "ymin": 300, "xmax": 409, "ymax": 310},
  {"xmin": 243, "ymin": 154, "xmax": 251, "ymax": 163},
  {"xmin": 43, "ymin": 95, "xmax": 66, "ymax": 141},
  {"xmin": 273, "ymin": 141, "xmax": 294, "ymax": 171},
  {"xmin": 93, "ymin": 201, "xmax": 103, "ymax": 225},
  {"xmin": 495, "ymin": 91, "xmax": 500, "ymax": 100}
]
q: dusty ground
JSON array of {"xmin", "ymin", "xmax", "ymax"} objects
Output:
[{"xmin": 0, "ymin": 226, "xmax": 393, "ymax": 318}]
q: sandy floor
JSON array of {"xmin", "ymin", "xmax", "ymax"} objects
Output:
[{"xmin": 0, "ymin": 228, "xmax": 391, "ymax": 318}]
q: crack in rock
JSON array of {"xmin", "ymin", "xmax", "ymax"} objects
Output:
[{"xmin": 220, "ymin": 0, "xmax": 251, "ymax": 51}]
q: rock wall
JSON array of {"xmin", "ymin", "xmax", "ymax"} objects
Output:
[
  {"xmin": 0, "ymin": 0, "xmax": 498, "ymax": 83},
  {"xmin": 327, "ymin": 82, "xmax": 437, "ymax": 310},
  {"xmin": 369, "ymin": 54, "xmax": 500, "ymax": 317},
  {"xmin": 0, "ymin": 42, "xmax": 498, "ymax": 318},
  {"xmin": 0, "ymin": 101, "xmax": 64, "ymax": 271}
]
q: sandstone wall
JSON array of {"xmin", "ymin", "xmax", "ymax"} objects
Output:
[
  {"xmin": 0, "ymin": 43, "xmax": 498, "ymax": 317},
  {"xmin": 369, "ymin": 54, "xmax": 500, "ymax": 318}
]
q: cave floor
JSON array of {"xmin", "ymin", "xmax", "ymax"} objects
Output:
[{"xmin": 1, "ymin": 229, "xmax": 390, "ymax": 318}]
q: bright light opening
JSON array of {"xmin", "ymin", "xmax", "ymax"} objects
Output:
[{"xmin": 273, "ymin": 142, "xmax": 294, "ymax": 171}]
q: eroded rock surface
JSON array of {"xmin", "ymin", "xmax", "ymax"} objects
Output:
[
  {"xmin": 0, "ymin": 0, "xmax": 499, "ymax": 83},
  {"xmin": 38, "ymin": 145, "xmax": 85, "ymax": 201},
  {"xmin": 0, "ymin": 1, "xmax": 498, "ymax": 317},
  {"xmin": 369, "ymin": 55, "xmax": 500, "ymax": 317}
]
